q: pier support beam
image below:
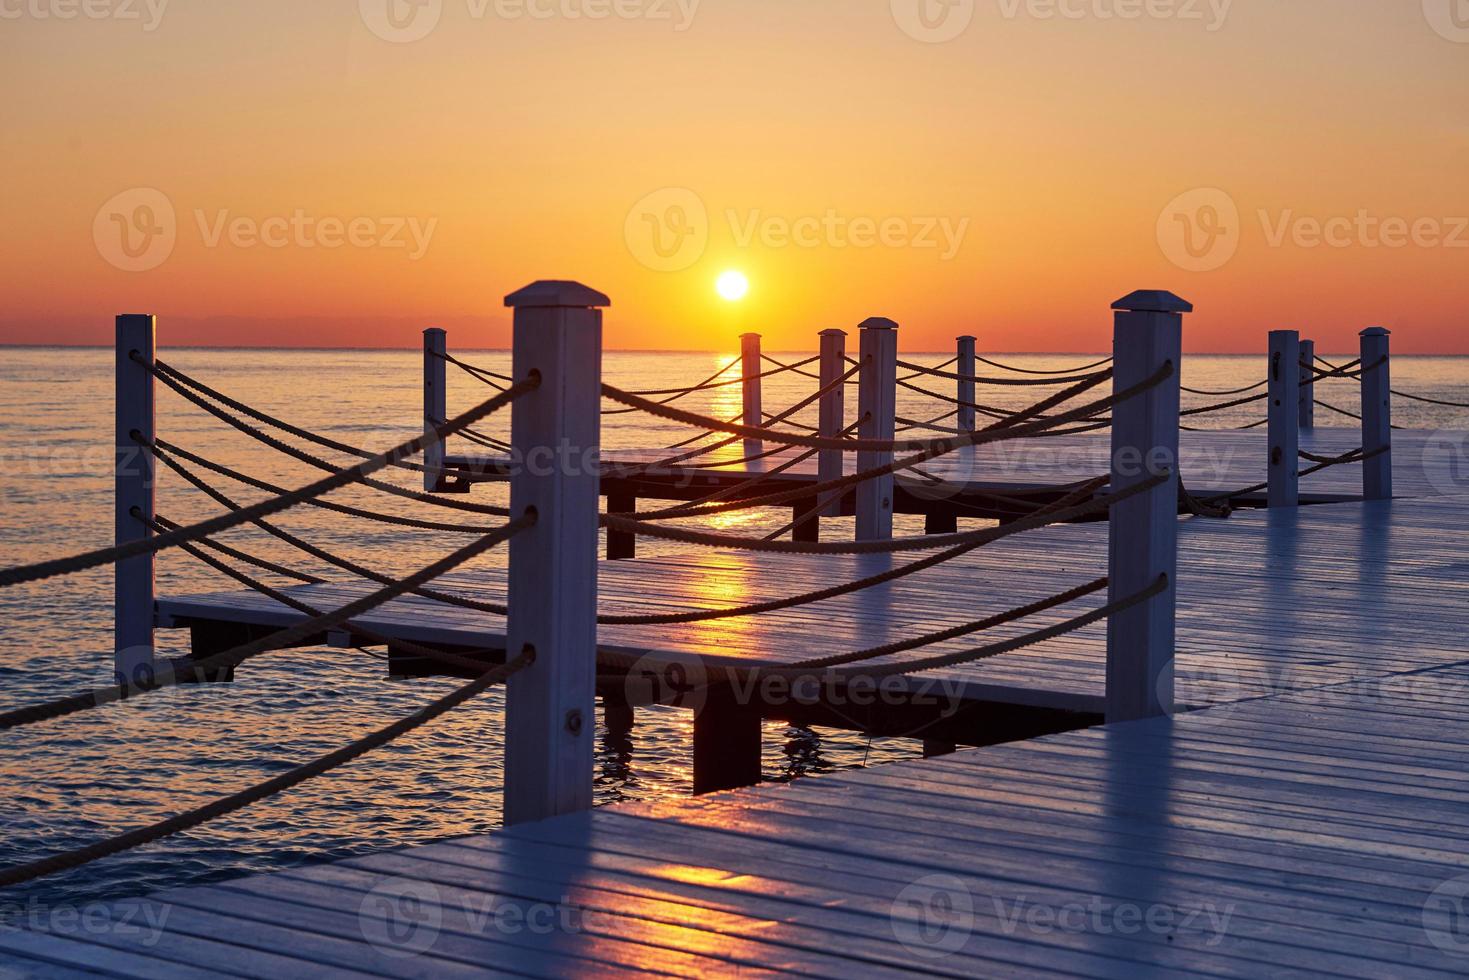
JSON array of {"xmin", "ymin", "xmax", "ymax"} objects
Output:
[
  {"xmin": 1106, "ymin": 290, "xmax": 1187, "ymax": 724},
  {"xmin": 956, "ymin": 335, "xmax": 977, "ymax": 432},
  {"xmin": 692, "ymin": 688, "xmax": 762, "ymax": 795},
  {"xmin": 741, "ymin": 332, "xmax": 762, "ymax": 455},
  {"xmin": 606, "ymin": 492, "xmax": 637, "ymax": 560},
  {"xmin": 1298, "ymin": 338, "xmax": 1316, "ymax": 431},
  {"xmin": 1268, "ymin": 330, "xmax": 1300, "ymax": 508},
  {"xmin": 423, "ymin": 328, "xmax": 447, "ymax": 492},
  {"xmin": 818, "ymin": 329, "xmax": 847, "ymax": 520},
  {"xmin": 504, "ymin": 280, "xmax": 607, "ymax": 827},
  {"xmin": 1360, "ymin": 327, "xmax": 1392, "ymax": 500},
  {"xmin": 115, "ymin": 314, "xmax": 157, "ymax": 687},
  {"xmin": 855, "ymin": 317, "xmax": 898, "ymax": 541}
]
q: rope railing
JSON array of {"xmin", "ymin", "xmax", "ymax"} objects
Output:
[
  {"xmin": 612, "ymin": 574, "xmax": 1166, "ymax": 700},
  {"xmin": 0, "ymin": 643, "xmax": 533, "ymax": 887},
  {"xmin": 430, "ymin": 348, "xmax": 513, "ymax": 388},
  {"xmin": 1181, "ymin": 379, "xmax": 1266, "ymax": 397},
  {"xmin": 148, "ymin": 357, "xmax": 437, "ymax": 477},
  {"xmin": 1391, "ymin": 389, "xmax": 1469, "ymax": 409},
  {"xmin": 0, "ymin": 514, "xmax": 533, "ymax": 731},
  {"xmin": 151, "ymin": 437, "xmax": 498, "ymax": 534},
  {"xmin": 605, "ymin": 471, "xmax": 1167, "ymax": 556},
  {"xmin": 0, "ymin": 374, "xmax": 535, "ymax": 590},
  {"xmin": 603, "ymin": 359, "xmax": 866, "ymax": 480},
  {"xmin": 893, "ymin": 358, "xmax": 1107, "ymax": 387},
  {"xmin": 973, "ymin": 354, "xmax": 1114, "ymax": 376},
  {"xmin": 610, "ymin": 367, "xmax": 1160, "ymax": 524},
  {"xmin": 1200, "ymin": 445, "xmax": 1389, "ymax": 506},
  {"xmin": 602, "ymin": 363, "xmax": 1131, "ymax": 455},
  {"xmin": 600, "ymin": 355, "xmax": 811, "ymax": 416},
  {"xmin": 146, "ymin": 359, "xmax": 512, "ymax": 518}
]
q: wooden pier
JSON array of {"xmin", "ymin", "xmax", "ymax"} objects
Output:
[
  {"xmin": 6, "ymin": 494, "xmax": 1469, "ymax": 974},
  {"xmin": 4, "ymin": 283, "xmax": 1468, "ymax": 976}
]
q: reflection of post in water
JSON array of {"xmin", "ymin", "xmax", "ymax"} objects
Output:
[
  {"xmin": 595, "ymin": 691, "xmax": 637, "ymax": 805},
  {"xmin": 773, "ymin": 725, "xmax": 827, "ymax": 782}
]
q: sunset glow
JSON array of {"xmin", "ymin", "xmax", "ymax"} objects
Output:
[
  {"xmin": 3, "ymin": 4, "xmax": 1466, "ymax": 352},
  {"xmin": 716, "ymin": 271, "xmax": 749, "ymax": 302}
]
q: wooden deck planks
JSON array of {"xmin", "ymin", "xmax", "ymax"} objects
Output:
[
  {"xmin": 8, "ymin": 665, "xmax": 1469, "ymax": 976},
  {"xmin": 155, "ymin": 494, "xmax": 1469, "ymax": 715},
  {"xmin": 448, "ymin": 427, "xmax": 1469, "ymax": 502}
]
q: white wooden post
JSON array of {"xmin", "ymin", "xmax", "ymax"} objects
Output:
[
  {"xmin": 503, "ymin": 280, "xmax": 606, "ymax": 826},
  {"xmin": 1360, "ymin": 327, "xmax": 1392, "ymax": 500},
  {"xmin": 423, "ymin": 327, "xmax": 447, "ymax": 492},
  {"xmin": 741, "ymin": 332, "xmax": 762, "ymax": 453},
  {"xmin": 1267, "ymin": 330, "xmax": 1300, "ymax": 508},
  {"xmin": 818, "ymin": 329, "xmax": 847, "ymax": 516},
  {"xmin": 855, "ymin": 317, "xmax": 898, "ymax": 541},
  {"xmin": 1106, "ymin": 290, "xmax": 1186, "ymax": 724},
  {"xmin": 115, "ymin": 314, "xmax": 157, "ymax": 686},
  {"xmin": 1298, "ymin": 338, "xmax": 1315, "ymax": 431},
  {"xmin": 956, "ymin": 335, "xmax": 977, "ymax": 431}
]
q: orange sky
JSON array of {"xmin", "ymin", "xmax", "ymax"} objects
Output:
[{"xmin": 3, "ymin": 1, "xmax": 1467, "ymax": 352}]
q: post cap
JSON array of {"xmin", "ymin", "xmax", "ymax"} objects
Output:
[
  {"xmin": 1360, "ymin": 326, "xmax": 1391, "ymax": 337},
  {"xmin": 504, "ymin": 281, "xmax": 610, "ymax": 309},
  {"xmin": 1111, "ymin": 290, "xmax": 1193, "ymax": 314},
  {"xmin": 740, "ymin": 332, "xmax": 761, "ymax": 339},
  {"xmin": 819, "ymin": 328, "xmax": 847, "ymax": 336},
  {"xmin": 424, "ymin": 326, "xmax": 445, "ymax": 336},
  {"xmin": 858, "ymin": 317, "xmax": 898, "ymax": 331},
  {"xmin": 958, "ymin": 334, "xmax": 977, "ymax": 342}
]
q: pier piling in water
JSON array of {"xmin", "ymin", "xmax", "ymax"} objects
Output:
[
  {"xmin": 503, "ymin": 280, "xmax": 607, "ymax": 826},
  {"xmin": 1106, "ymin": 290, "xmax": 1186, "ymax": 723},
  {"xmin": 114, "ymin": 313, "xmax": 157, "ymax": 687},
  {"xmin": 740, "ymin": 332, "xmax": 762, "ymax": 454},
  {"xmin": 1268, "ymin": 329, "xmax": 1301, "ymax": 508},
  {"xmin": 422, "ymin": 327, "xmax": 447, "ymax": 493},
  {"xmin": 956, "ymin": 335, "xmax": 977, "ymax": 432},
  {"xmin": 855, "ymin": 317, "xmax": 898, "ymax": 541},
  {"xmin": 1361, "ymin": 327, "xmax": 1392, "ymax": 500},
  {"xmin": 1299, "ymin": 338, "xmax": 1316, "ymax": 430}
]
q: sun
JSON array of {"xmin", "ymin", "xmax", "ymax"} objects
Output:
[{"xmin": 715, "ymin": 270, "xmax": 749, "ymax": 302}]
